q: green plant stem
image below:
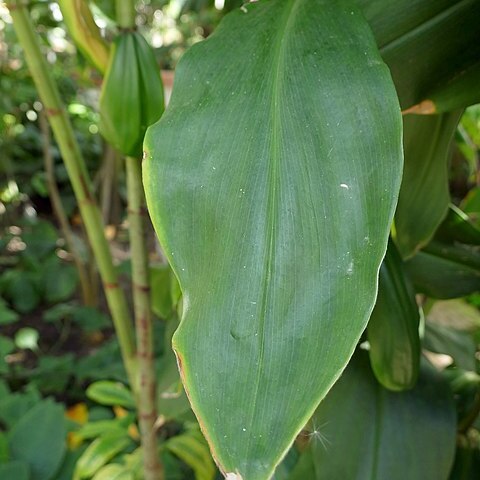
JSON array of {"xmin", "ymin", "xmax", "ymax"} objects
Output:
[
  {"xmin": 116, "ymin": 0, "xmax": 137, "ymax": 29},
  {"xmin": 115, "ymin": 1, "xmax": 161, "ymax": 476},
  {"xmin": 39, "ymin": 110, "xmax": 95, "ymax": 307},
  {"xmin": 126, "ymin": 156, "xmax": 162, "ymax": 480},
  {"xmin": 9, "ymin": 1, "xmax": 137, "ymax": 387}
]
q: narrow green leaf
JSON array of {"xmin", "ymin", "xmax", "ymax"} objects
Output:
[
  {"xmin": 75, "ymin": 419, "xmax": 128, "ymax": 441},
  {"xmin": 359, "ymin": 0, "xmax": 480, "ymax": 111},
  {"xmin": 144, "ymin": 0, "xmax": 403, "ymax": 477},
  {"xmin": 92, "ymin": 464, "xmax": 134, "ymax": 480},
  {"xmin": 367, "ymin": 240, "xmax": 420, "ymax": 391},
  {"xmin": 405, "ymin": 242, "xmax": 480, "ymax": 299},
  {"xmin": 424, "ymin": 62, "xmax": 480, "ymax": 114},
  {"xmin": 86, "ymin": 381, "xmax": 135, "ymax": 409},
  {"xmin": 74, "ymin": 433, "xmax": 131, "ymax": 479},
  {"xmin": 449, "ymin": 446, "xmax": 480, "ymax": 480},
  {"xmin": 394, "ymin": 112, "xmax": 462, "ymax": 258},
  {"xmin": 310, "ymin": 352, "xmax": 456, "ymax": 480},
  {"xmin": 8, "ymin": 399, "xmax": 66, "ymax": 480},
  {"xmin": 166, "ymin": 427, "xmax": 216, "ymax": 480},
  {"xmin": 435, "ymin": 204, "xmax": 480, "ymax": 246}
]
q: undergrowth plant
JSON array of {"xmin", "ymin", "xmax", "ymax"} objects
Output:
[{"xmin": 5, "ymin": 0, "xmax": 480, "ymax": 479}]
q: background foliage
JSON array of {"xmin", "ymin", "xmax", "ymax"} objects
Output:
[{"xmin": 1, "ymin": 1, "xmax": 480, "ymax": 479}]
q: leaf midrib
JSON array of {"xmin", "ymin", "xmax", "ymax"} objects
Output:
[{"xmin": 244, "ymin": 0, "xmax": 300, "ymax": 465}]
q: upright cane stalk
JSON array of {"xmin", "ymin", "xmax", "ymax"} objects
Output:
[
  {"xmin": 8, "ymin": 0, "xmax": 137, "ymax": 386},
  {"xmin": 114, "ymin": 1, "xmax": 162, "ymax": 477},
  {"xmin": 126, "ymin": 157, "xmax": 162, "ymax": 480}
]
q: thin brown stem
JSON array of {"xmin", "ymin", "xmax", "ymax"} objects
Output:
[
  {"xmin": 126, "ymin": 156, "xmax": 162, "ymax": 480},
  {"xmin": 39, "ymin": 110, "xmax": 95, "ymax": 306}
]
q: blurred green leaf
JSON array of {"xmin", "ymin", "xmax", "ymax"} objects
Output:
[
  {"xmin": 21, "ymin": 220, "xmax": 58, "ymax": 260},
  {"xmin": 43, "ymin": 303, "xmax": 76, "ymax": 323},
  {"xmin": 0, "ymin": 390, "xmax": 41, "ymax": 430},
  {"xmin": 271, "ymin": 448, "xmax": 300, "ymax": 480},
  {"xmin": 424, "ymin": 322, "xmax": 477, "ymax": 371},
  {"xmin": 0, "ymin": 461, "xmax": 30, "ymax": 480},
  {"xmin": 92, "ymin": 464, "xmax": 134, "ymax": 480},
  {"xmin": 285, "ymin": 448, "xmax": 315, "ymax": 480},
  {"xmin": 75, "ymin": 418, "xmax": 128, "ymax": 442},
  {"xmin": 76, "ymin": 339, "xmax": 127, "ymax": 383},
  {"xmin": 435, "ymin": 205, "xmax": 480, "ymax": 246},
  {"xmin": 166, "ymin": 426, "xmax": 215, "ymax": 480},
  {"xmin": 43, "ymin": 257, "xmax": 78, "ymax": 304},
  {"xmin": 86, "ymin": 381, "xmax": 135, "ymax": 409},
  {"xmin": 394, "ymin": 112, "xmax": 462, "ymax": 258},
  {"xmin": 367, "ymin": 240, "xmax": 420, "ymax": 391},
  {"xmin": 462, "ymin": 186, "xmax": 480, "ymax": 228},
  {"xmin": 359, "ymin": 0, "xmax": 480, "ymax": 110},
  {"xmin": 0, "ymin": 334, "xmax": 15, "ymax": 371},
  {"xmin": 427, "ymin": 299, "xmax": 480, "ymax": 333},
  {"xmin": 1, "ymin": 270, "xmax": 40, "ymax": 314},
  {"xmin": 309, "ymin": 351, "xmax": 456, "ymax": 480},
  {"xmin": 74, "ymin": 433, "xmax": 131, "ymax": 479},
  {"xmin": 0, "ymin": 431, "xmax": 9, "ymax": 463},
  {"xmin": 8, "ymin": 399, "xmax": 66, "ymax": 480},
  {"xmin": 72, "ymin": 307, "xmax": 110, "ymax": 333},
  {"xmin": 43, "ymin": 304, "xmax": 109, "ymax": 332},
  {"xmin": 0, "ymin": 298, "xmax": 19, "ymax": 325},
  {"xmin": 449, "ymin": 446, "xmax": 480, "ymax": 480},
  {"xmin": 405, "ymin": 242, "xmax": 480, "ymax": 299},
  {"xmin": 53, "ymin": 447, "xmax": 87, "ymax": 480},
  {"xmin": 29, "ymin": 355, "xmax": 75, "ymax": 394}
]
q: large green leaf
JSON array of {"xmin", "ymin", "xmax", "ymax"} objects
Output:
[
  {"xmin": 309, "ymin": 351, "xmax": 456, "ymax": 480},
  {"xmin": 8, "ymin": 399, "xmax": 66, "ymax": 480},
  {"xmin": 357, "ymin": 0, "xmax": 480, "ymax": 111},
  {"xmin": 394, "ymin": 112, "xmax": 462, "ymax": 258},
  {"xmin": 144, "ymin": 0, "xmax": 402, "ymax": 477},
  {"xmin": 0, "ymin": 461, "xmax": 30, "ymax": 480}
]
